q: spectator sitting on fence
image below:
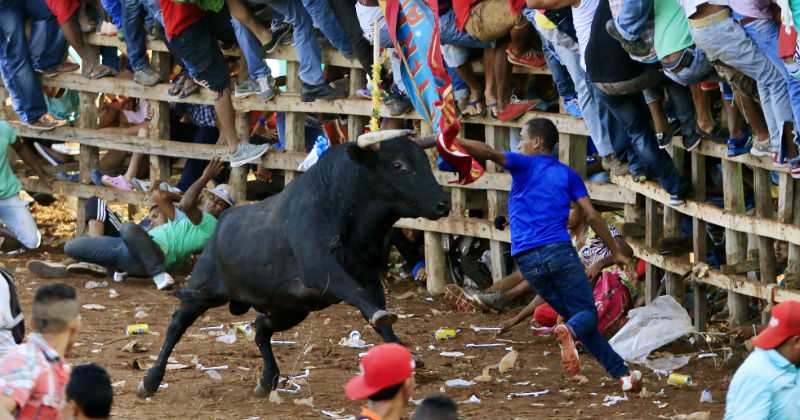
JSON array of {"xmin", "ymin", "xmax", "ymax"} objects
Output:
[
  {"xmin": 0, "ymin": 284, "xmax": 79, "ymax": 419},
  {"xmin": 63, "ymin": 158, "xmax": 232, "ymax": 290},
  {"xmin": 0, "ymin": 0, "xmax": 78, "ymax": 131},
  {"xmin": 345, "ymin": 343, "xmax": 416, "ymax": 420},
  {"xmin": 43, "ymin": 0, "xmax": 117, "ymax": 78},
  {"xmin": 118, "ymin": 0, "xmax": 163, "ymax": 86},
  {"xmin": 158, "ymin": 0, "xmax": 269, "ymax": 167},
  {"xmin": 458, "ymin": 118, "xmax": 641, "ymax": 391},
  {"xmin": 64, "ymin": 363, "xmax": 114, "ymax": 420},
  {"xmin": 725, "ymin": 300, "xmax": 800, "ymax": 419},
  {"xmin": 0, "ymin": 122, "xmax": 54, "ymax": 254}
]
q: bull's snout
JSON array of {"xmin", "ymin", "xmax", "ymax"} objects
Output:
[{"xmin": 435, "ymin": 199, "xmax": 450, "ymax": 218}]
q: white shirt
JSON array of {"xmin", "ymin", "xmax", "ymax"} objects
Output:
[
  {"xmin": 0, "ymin": 276, "xmax": 18, "ymax": 358},
  {"xmin": 355, "ymin": 3, "xmax": 385, "ymax": 43},
  {"xmin": 572, "ymin": 0, "xmax": 600, "ymax": 69}
]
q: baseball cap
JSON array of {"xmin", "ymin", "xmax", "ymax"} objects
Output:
[
  {"xmin": 752, "ymin": 301, "xmax": 800, "ymax": 349},
  {"xmin": 344, "ymin": 343, "xmax": 415, "ymax": 400},
  {"xmin": 206, "ymin": 184, "xmax": 235, "ymax": 207}
]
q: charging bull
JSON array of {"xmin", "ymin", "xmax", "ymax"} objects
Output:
[{"xmin": 138, "ymin": 130, "xmax": 450, "ymax": 398}]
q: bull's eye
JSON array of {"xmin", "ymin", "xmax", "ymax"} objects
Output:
[{"xmin": 392, "ymin": 161, "xmax": 407, "ymax": 171}]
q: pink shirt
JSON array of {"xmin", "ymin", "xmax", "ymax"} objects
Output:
[{"xmin": 729, "ymin": 0, "xmax": 774, "ymax": 19}]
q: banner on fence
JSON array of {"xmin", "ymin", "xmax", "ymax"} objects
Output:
[{"xmin": 385, "ymin": 0, "xmax": 484, "ymax": 184}]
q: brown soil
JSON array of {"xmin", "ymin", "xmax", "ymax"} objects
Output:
[{"xmin": 1, "ymin": 201, "xmax": 735, "ymax": 419}]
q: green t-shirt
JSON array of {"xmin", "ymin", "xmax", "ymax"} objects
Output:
[
  {"xmin": 148, "ymin": 212, "xmax": 218, "ymax": 269},
  {"xmin": 45, "ymin": 90, "xmax": 80, "ymax": 123},
  {"xmin": 0, "ymin": 122, "xmax": 21, "ymax": 200},
  {"xmin": 654, "ymin": 0, "xmax": 695, "ymax": 59}
]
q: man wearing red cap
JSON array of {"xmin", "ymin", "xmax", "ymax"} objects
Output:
[
  {"xmin": 345, "ymin": 343, "xmax": 415, "ymax": 420},
  {"xmin": 725, "ymin": 301, "xmax": 800, "ymax": 419}
]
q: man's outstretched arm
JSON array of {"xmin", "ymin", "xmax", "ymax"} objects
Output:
[{"xmin": 458, "ymin": 138, "xmax": 507, "ymax": 167}]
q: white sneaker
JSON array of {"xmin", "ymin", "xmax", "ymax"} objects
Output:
[
  {"xmin": 113, "ymin": 272, "xmax": 128, "ymax": 283},
  {"xmin": 153, "ymin": 273, "xmax": 175, "ymax": 290},
  {"xmin": 620, "ymin": 370, "xmax": 642, "ymax": 392}
]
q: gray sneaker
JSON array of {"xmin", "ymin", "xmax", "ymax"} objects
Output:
[
  {"xmin": 234, "ymin": 79, "xmax": 260, "ymax": 98},
  {"xmin": 229, "ymin": 143, "xmax": 270, "ymax": 168},
  {"xmin": 601, "ymin": 155, "xmax": 629, "ymax": 176},
  {"xmin": 257, "ymin": 76, "xmax": 277, "ymax": 101},
  {"xmin": 750, "ymin": 139, "xmax": 772, "ymax": 158},
  {"xmin": 133, "ymin": 67, "xmax": 160, "ymax": 86}
]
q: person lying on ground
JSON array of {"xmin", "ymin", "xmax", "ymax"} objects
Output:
[
  {"xmin": 0, "ymin": 122, "xmax": 52, "ymax": 253},
  {"xmin": 725, "ymin": 300, "xmax": 800, "ymax": 420},
  {"xmin": 64, "ymin": 363, "xmax": 113, "ymax": 420},
  {"xmin": 63, "ymin": 158, "xmax": 233, "ymax": 290},
  {"xmin": 458, "ymin": 118, "xmax": 641, "ymax": 392},
  {"xmin": 0, "ymin": 284, "xmax": 79, "ymax": 420},
  {"xmin": 346, "ymin": 343, "xmax": 416, "ymax": 420}
]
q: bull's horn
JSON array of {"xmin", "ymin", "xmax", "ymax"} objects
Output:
[
  {"xmin": 356, "ymin": 129, "xmax": 413, "ymax": 148},
  {"xmin": 413, "ymin": 135, "xmax": 437, "ymax": 149}
]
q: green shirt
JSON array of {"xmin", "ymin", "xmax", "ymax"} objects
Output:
[
  {"xmin": 148, "ymin": 212, "xmax": 217, "ymax": 269},
  {"xmin": 654, "ymin": 0, "xmax": 695, "ymax": 59},
  {"xmin": 0, "ymin": 122, "xmax": 21, "ymax": 200},
  {"xmin": 45, "ymin": 90, "xmax": 80, "ymax": 123}
]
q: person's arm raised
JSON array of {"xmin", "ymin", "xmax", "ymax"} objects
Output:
[
  {"xmin": 458, "ymin": 138, "xmax": 507, "ymax": 167},
  {"xmin": 179, "ymin": 158, "xmax": 225, "ymax": 225}
]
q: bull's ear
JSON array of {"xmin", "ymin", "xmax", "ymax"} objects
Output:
[{"xmin": 347, "ymin": 143, "xmax": 377, "ymax": 166}]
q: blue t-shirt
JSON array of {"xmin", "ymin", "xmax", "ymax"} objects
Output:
[
  {"xmin": 504, "ymin": 152, "xmax": 588, "ymax": 256},
  {"xmin": 725, "ymin": 348, "xmax": 800, "ymax": 419}
]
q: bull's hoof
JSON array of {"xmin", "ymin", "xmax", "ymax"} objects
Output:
[
  {"xmin": 137, "ymin": 380, "xmax": 155, "ymax": 399},
  {"xmin": 253, "ymin": 382, "xmax": 268, "ymax": 398},
  {"xmin": 370, "ymin": 310, "xmax": 398, "ymax": 327}
]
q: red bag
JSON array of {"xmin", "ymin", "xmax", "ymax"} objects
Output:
[{"xmin": 593, "ymin": 270, "xmax": 631, "ymax": 337}]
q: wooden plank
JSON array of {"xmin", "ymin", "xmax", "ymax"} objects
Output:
[
  {"xmin": 485, "ymin": 125, "xmax": 509, "ymax": 284},
  {"xmin": 347, "ymin": 68, "xmax": 367, "ymax": 142},
  {"xmin": 230, "ymin": 112, "xmax": 250, "ymax": 204},
  {"xmin": 558, "ymin": 133, "xmax": 587, "ymax": 178},
  {"xmin": 148, "ymin": 100, "xmax": 171, "ymax": 183},
  {"xmin": 424, "ymin": 231, "xmax": 447, "ymax": 296},
  {"xmin": 76, "ymin": 91, "xmax": 99, "ymax": 236},
  {"xmin": 671, "ymin": 135, "xmax": 789, "ymax": 174},
  {"xmin": 691, "ymin": 150, "xmax": 708, "ymax": 330},
  {"xmin": 722, "ymin": 160, "xmax": 749, "ymax": 326},
  {"xmin": 644, "ymin": 197, "xmax": 662, "ymax": 303},
  {"xmin": 754, "ymin": 168, "xmax": 777, "ymax": 292},
  {"xmin": 21, "ymin": 178, "xmax": 148, "ymax": 205}
]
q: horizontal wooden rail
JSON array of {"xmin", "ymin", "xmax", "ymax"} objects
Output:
[{"xmin": 671, "ymin": 138, "xmax": 788, "ymax": 174}]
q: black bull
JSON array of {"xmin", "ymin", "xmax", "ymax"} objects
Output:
[{"xmin": 138, "ymin": 135, "xmax": 450, "ymax": 398}]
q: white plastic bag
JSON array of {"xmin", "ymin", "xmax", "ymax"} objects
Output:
[{"xmin": 609, "ymin": 295, "xmax": 695, "ymax": 363}]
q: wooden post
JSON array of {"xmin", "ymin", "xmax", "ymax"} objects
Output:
[
  {"xmin": 691, "ymin": 151, "xmax": 708, "ymax": 330},
  {"xmin": 644, "ymin": 197, "xmax": 662, "ymax": 302},
  {"xmin": 148, "ymin": 100, "xmax": 171, "ymax": 183},
  {"xmin": 77, "ymin": 92, "xmax": 99, "ymax": 235},
  {"xmin": 485, "ymin": 125, "xmax": 509, "ymax": 283},
  {"xmin": 424, "ymin": 231, "xmax": 446, "ymax": 295},
  {"xmin": 283, "ymin": 61, "xmax": 304, "ymax": 185},
  {"xmin": 348, "ymin": 68, "xmax": 368, "ymax": 141},
  {"xmin": 229, "ymin": 112, "xmax": 250, "ymax": 204},
  {"xmin": 786, "ymin": 179, "xmax": 800, "ymax": 275},
  {"xmin": 722, "ymin": 160, "xmax": 749, "ymax": 326},
  {"xmin": 558, "ymin": 133, "xmax": 587, "ymax": 178}
]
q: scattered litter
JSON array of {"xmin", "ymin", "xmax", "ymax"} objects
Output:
[
  {"xmin": 271, "ymin": 340, "xmax": 296, "ymax": 346},
  {"xmin": 445, "ymin": 379, "xmax": 475, "ymax": 388},
  {"xmin": 473, "ymin": 366, "xmax": 493, "ymax": 383},
  {"xmin": 108, "ymin": 289, "xmax": 119, "ymax": 298},
  {"xmin": 465, "ymin": 343, "xmax": 504, "ymax": 348},
  {"xmin": 112, "ymin": 380, "xmax": 125, "ymax": 388},
  {"xmin": 434, "ymin": 328, "xmax": 458, "ymax": 341},
  {"xmin": 639, "ymin": 387, "xmax": 653, "ymax": 398},
  {"xmin": 134, "ymin": 310, "xmax": 148, "ymax": 319},
  {"xmin": 395, "ymin": 291, "xmax": 416, "ymax": 300},
  {"xmin": 425, "ymin": 297, "xmax": 434, "ymax": 302},
  {"xmin": 667, "ymin": 411, "xmax": 710, "ymax": 420},
  {"xmin": 205, "ymin": 369, "xmax": 222, "ymax": 381},
  {"xmin": 121, "ymin": 340, "xmax": 147, "ymax": 353},
  {"xmin": 91, "ymin": 349, "xmax": 101, "ymax": 354},
  {"xmin": 498, "ymin": 350, "xmax": 518, "ymax": 374},
  {"xmin": 460, "ymin": 395, "xmax": 481, "ymax": 404},
  {"xmin": 610, "ymin": 296, "xmax": 695, "ymax": 364},
  {"xmin": 158, "ymin": 383, "xmax": 168, "ymax": 390},
  {"xmin": 644, "ymin": 354, "xmax": 692, "ymax": 373},
  {"xmin": 531, "ymin": 326, "xmax": 554, "ymax": 336},
  {"xmin": 276, "ymin": 381, "xmax": 301, "ymax": 394},
  {"xmin": 697, "ymin": 352, "xmax": 718, "ymax": 359},
  {"xmin": 602, "ymin": 394, "xmax": 629, "ymax": 407},
  {"xmin": 216, "ymin": 330, "xmax": 237, "ymax": 345},
  {"xmin": 237, "ymin": 366, "xmax": 251, "ymax": 371},
  {"xmin": 430, "ymin": 308, "xmax": 444, "ymax": 316},
  {"xmin": 439, "ymin": 351, "xmax": 465, "ymax": 358},
  {"xmin": 233, "ymin": 322, "xmax": 254, "ymax": 340},
  {"xmin": 572, "ymin": 375, "xmax": 589, "ymax": 385},
  {"xmin": 543, "ymin": 351, "xmax": 551, "ymax": 357},
  {"xmin": 339, "ymin": 331, "xmax": 371, "ymax": 349},
  {"xmin": 699, "ymin": 389, "xmax": 713, "ymax": 403},
  {"xmin": 667, "ymin": 373, "xmax": 693, "ymax": 386},
  {"xmin": 321, "ymin": 409, "xmax": 355, "ymax": 420},
  {"xmin": 200, "ymin": 365, "xmax": 228, "ymax": 371},
  {"xmin": 507, "ymin": 390, "xmax": 549, "ymax": 399},
  {"xmin": 84, "ymin": 280, "xmax": 108, "ymax": 289},
  {"xmin": 82, "ymin": 304, "xmax": 106, "ymax": 311},
  {"xmin": 126, "ymin": 324, "xmax": 149, "ymax": 336},
  {"xmin": 268, "ymin": 390, "xmax": 283, "ymax": 404},
  {"xmin": 654, "ymin": 400, "xmax": 669, "ymax": 409},
  {"xmin": 530, "ymin": 403, "xmax": 545, "ymax": 407},
  {"xmin": 470, "ymin": 325, "xmax": 501, "ymax": 333},
  {"xmin": 293, "ymin": 397, "xmax": 314, "ymax": 407},
  {"xmin": 199, "ymin": 324, "xmax": 225, "ymax": 332},
  {"xmin": 513, "ymin": 381, "xmax": 530, "ymax": 386},
  {"xmin": 166, "ymin": 364, "xmax": 190, "ymax": 371},
  {"xmin": 397, "ymin": 314, "xmax": 414, "ymax": 319}
]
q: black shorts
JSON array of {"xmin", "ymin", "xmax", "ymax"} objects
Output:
[
  {"xmin": 84, "ymin": 197, "xmax": 123, "ymax": 237},
  {"xmin": 170, "ymin": 8, "xmax": 234, "ymax": 94}
]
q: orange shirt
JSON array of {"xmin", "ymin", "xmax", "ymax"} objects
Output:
[{"xmin": 357, "ymin": 407, "xmax": 383, "ymax": 420}]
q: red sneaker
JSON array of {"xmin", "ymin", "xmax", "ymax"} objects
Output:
[
  {"xmin": 506, "ymin": 49, "xmax": 546, "ymax": 69},
  {"xmin": 699, "ymin": 81, "xmax": 718, "ymax": 91},
  {"xmin": 496, "ymin": 100, "xmax": 539, "ymax": 122},
  {"xmin": 553, "ymin": 324, "xmax": 581, "ymax": 376},
  {"xmin": 620, "ymin": 370, "xmax": 642, "ymax": 392}
]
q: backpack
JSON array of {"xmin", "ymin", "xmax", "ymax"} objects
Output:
[
  {"xmin": 594, "ymin": 270, "xmax": 631, "ymax": 338},
  {"xmin": 0, "ymin": 268, "xmax": 25, "ymax": 344}
]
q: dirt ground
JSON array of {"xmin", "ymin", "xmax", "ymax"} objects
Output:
[{"xmin": 1, "ymin": 201, "xmax": 737, "ymax": 419}]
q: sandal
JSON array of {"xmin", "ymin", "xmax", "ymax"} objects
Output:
[
  {"xmin": 486, "ymin": 101, "xmax": 499, "ymax": 119},
  {"xmin": 86, "ymin": 64, "xmax": 117, "ymax": 79},
  {"xmin": 169, "ymin": 72, "xmax": 188, "ymax": 96},
  {"xmin": 179, "ymin": 78, "xmax": 200, "ymax": 99},
  {"xmin": 101, "ymin": 175, "xmax": 133, "ymax": 191},
  {"xmin": 461, "ymin": 99, "xmax": 485, "ymax": 117}
]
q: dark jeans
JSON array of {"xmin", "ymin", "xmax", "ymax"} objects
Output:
[
  {"xmin": 64, "ymin": 224, "xmax": 165, "ymax": 277},
  {"xmin": 643, "ymin": 81, "xmax": 696, "ymax": 138},
  {"xmin": 328, "ymin": 0, "xmax": 372, "ymax": 73},
  {"xmin": 542, "ymin": 39, "xmax": 576, "ymax": 100},
  {"xmin": 516, "ymin": 242, "xmax": 629, "ymax": 378},
  {"xmin": 594, "ymin": 84, "xmax": 686, "ymax": 196},
  {"xmin": 169, "ymin": 6, "xmax": 234, "ymax": 93},
  {"xmin": 121, "ymin": 0, "xmax": 162, "ymax": 71}
]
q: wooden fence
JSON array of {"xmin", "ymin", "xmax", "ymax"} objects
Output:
[{"xmin": 4, "ymin": 35, "xmax": 800, "ymax": 331}]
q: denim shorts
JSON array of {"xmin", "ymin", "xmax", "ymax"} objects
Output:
[
  {"xmin": 662, "ymin": 46, "xmax": 714, "ymax": 86},
  {"xmin": 170, "ymin": 18, "xmax": 230, "ymax": 93}
]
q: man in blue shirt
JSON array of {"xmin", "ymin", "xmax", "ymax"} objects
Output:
[
  {"xmin": 459, "ymin": 118, "xmax": 640, "ymax": 392},
  {"xmin": 725, "ymin": 300, "xmax": 800, "ymax": 419}
]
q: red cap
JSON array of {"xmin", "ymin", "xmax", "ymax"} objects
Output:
[
  {"xmin": 752, "ymin": 301, "xmax": 800, "ymax": 349},
  {"xmin": 344, "ymin": 344, "xmax": 414, "ymax": 400}
]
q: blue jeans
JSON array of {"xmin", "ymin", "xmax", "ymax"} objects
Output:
[
  {"xmin": 614, "ymin": 0, "xmax": 652, "ymax": 41},
  {"xmin": 0, "ymin": 0, "xmax": 66, "ymax": 123},
  {"xmin": 552, "ymin": 42, "xmax": 614, "ymax": 157},
  {"xmin": 64, "ymin": 224, "xmax": 165, "ymax": 277},
  {"xmin": 258, "ymin": 0, "xmax": 324, "ymax": 85},
  {"xmin": 100, "ymin": 0, "xmax": 123, "ymax": 27},
  {"xmin": 121, "ymin": 0, "xmax": 163, "ymax": 71},
  {"xmin": 644, "ymin": 82, "xmax": 696, "ymax": 138},
  {"xmin": 0, "ymin": 195, "xmax": 40, "ymax": 250},
  {"xmin": 742, "ymin": 18, "xmax": 800, "ymax": 137},
  {"xmin": 516, "ymin": 242, "xmax": 629, "ymax": 378},
  {"xmin": 690, "ymin": 14, "xmax": 792, "ymax": 150},
  {"xmin": 302, "ymin": 0, "xmax": 352, "ymax": 56},
  {"xmin": 231, "ymin": 18, "xmax": 271, "ymax": 81},
  {"xmin": 440, "ymin": 10, "xmax": 490, "ymax": 48},
  {"xmin": 542, "ymin": 39, "xmax": 576, "ymax": 100},
  {"xmin": 594, "ymin": 84, "xmax": 686, "ymax": 195}
]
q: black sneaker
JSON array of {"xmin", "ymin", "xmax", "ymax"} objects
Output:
[
  {"xmin": 605, "ymin": 19, "xmax": 651, "ymax": 57},
  {"xmin": 656, "ymin": 128, "xmax": 673, "ymax": 149},
  {"xmin": 264, "ymin": 23, "xmax": 293, "ymax": 54},
  {"xmin": 682, "ymin": 131, "xmax": 701, "ymax": 151},
  {"xmin": 301, "ymin": 82, "xmax": 345, "ymax": 102}
]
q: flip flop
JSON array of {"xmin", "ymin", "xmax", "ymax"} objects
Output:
[
  {"xmin": 87, "ymin": 64, "xmax": 117, "ymax": 79},
  {"xmin": 169, "ymin": 73, "xmax": 187, "ymax": 96},
  {"xmin": 101, "ymin": 175, "xmax": 133, "ymax": 191},
  {"xmin": 180, "ymin": 79, "xmax": 200, "ymax": 99},
  {"xmin": 461, "ymin": 99, "xmax": 485, "ymax": 117}
]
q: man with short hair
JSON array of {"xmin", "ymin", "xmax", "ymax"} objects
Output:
[
  {"xmin": 0, "ymin": 284, "xmax": 79, "ymax": 420},
  {"xmin": 65, "ymin": 364, "xmax": 113, "ymax": 420},
  {"xmin": 411, "ymin": 395, "xmax": 459, "ymax": 420},
  {"xmin": 459, "ymin": 118, "xmax": 641, "ymax": 392},
  {"xmin": 725, "ymin": 300, "xmax": 800, "ymax": 419},
  {"xmin": 345, "ymin": 343, "xmax": 415, "ymax": 420}
]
